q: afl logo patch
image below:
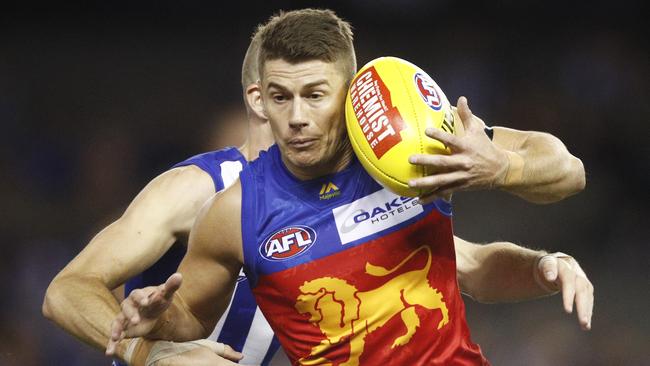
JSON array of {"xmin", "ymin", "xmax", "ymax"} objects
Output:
[
  {"xmin": 414, "ymin": 72, "xmax": 442, "ymax": 111},
  {"xmin": 260, "ymin": 226, "xmax": 317, "ymax": 261}
]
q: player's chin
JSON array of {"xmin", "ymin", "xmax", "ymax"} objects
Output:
[
  {"xmin": 286, "ymin": 146, "xmax": 325, "ymax": 167},
  {"xmin": 288, "ymin": 152, "xmax": 320, "ymax": 168}
]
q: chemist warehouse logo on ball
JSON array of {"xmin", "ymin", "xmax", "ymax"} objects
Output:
[
  {"xmin": 349, "ymin": 66, "xmax": 406, "ymax": 159},
  {"xmin": 333, "ymin": 189, "xmax": 423, "ymax": 244},
  {"xmin": 260, "ymin": 226, "xmax": 317, "ymax": 261},
  {"xmin": 414, "ymin": 72, "xmax": 442, "ymax": 111}
]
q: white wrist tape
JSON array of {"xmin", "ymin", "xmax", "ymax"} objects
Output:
[
  {"xmin": 145, "ymin": 339, "xmax": 226, "ymax": 366},
  {"xmin": 123, "ymin": 338, "xmax": 142, "ymax": 365},
  {"xmin": 533, "ymin": 252, "xmax": 574, "ymax": 293}
]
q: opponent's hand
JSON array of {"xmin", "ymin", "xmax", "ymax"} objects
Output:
[
  {"xmin": 151, "ymin": 347, "xmax": 239, "ymax": 366},
  {"xmin": 153, "ymin": 346, "xmax": 247, "ymax": 366},
  {"xmin": 408, "ymin": 96, "xmax": 509, "ymax": 204},
  {"xmin": 150, "ymin": 340, "xmax": 249, "ymax": 366},
  {"xmin": 535, "ymin": 253, "xmax": 594, "ymax": 330},
  {"xmin": 106, "ymin": 273, "xmax": 183, "ymax": 356}
]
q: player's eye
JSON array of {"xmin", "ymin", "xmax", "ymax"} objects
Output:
[
  {"xmin": 308, "ymin": 92, "xmax": 324, "ymax": 100},
  {"xmin": 272, "ymin": 94, "xmax": 288, "ymax": 103}
]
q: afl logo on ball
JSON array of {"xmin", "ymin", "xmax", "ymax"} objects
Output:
[
  {"xmin": 414, "ymin": 72, "xmax": 442, "ymax": 111},
  {"xmin": 260, "ymin": 226, "xmax": 317, "ymax": 261}
]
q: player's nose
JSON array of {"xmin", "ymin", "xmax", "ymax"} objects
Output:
[{"xmin": 289, "ymin": 99, "xmax": 309, "ymax": 129}]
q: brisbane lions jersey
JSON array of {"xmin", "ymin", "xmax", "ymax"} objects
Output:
[
  {"xmin": 240, "ymin": 144, "xmax": 489, "ymax": 366},
  {"xmin": 113, "ymin": 147, "xmax": 282, "ymax": 366}
]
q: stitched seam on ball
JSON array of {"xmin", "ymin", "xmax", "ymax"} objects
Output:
[{"xmin": 395, "ymin": 60, "xmax": 424, "ymax": 194}]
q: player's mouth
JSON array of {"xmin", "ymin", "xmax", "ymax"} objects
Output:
[{"xmin": 288, "ymin": 137, "xmax": 318, "ymax": 150}]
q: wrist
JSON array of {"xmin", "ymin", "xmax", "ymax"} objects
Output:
[
  {"xmin": 533, "ymin": 254, "xmax": 557, "ymax": 294},
  {"xmin": 123, "ymin": 338, "xmax": 154, "ymax": 366},
  {"xmin": 501, "ymin": 150, "xmax": 524, "ymax": 187},
  {"xmin": 533, "ymin": 252, "xmax": 573, "ymax": 294},
  {"xmin": 112, "ymin": 338, "xmax": 134, "ymax": 363}
]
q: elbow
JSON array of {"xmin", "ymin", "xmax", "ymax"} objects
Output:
[
  {"xmin": 553, "ymin": 155, "xmax": 586, "ymax": 202},
  {"xmin": 532, "ymin": 155, "xmax": 586, "ymax": 205},
  {"xmin": 569, "ymin": 156, "xmax": 586, "ymax": 194},
  {"xmin": 42, "ymin": 274, "xmax": 76, "ymax": 322},
  {"xmin": 42, "ymin": 279, "xmax": 60, "ymax": 321},
  {"xmin": 551, "ymin": 135, "xmax": 586, "ymax": 198}
]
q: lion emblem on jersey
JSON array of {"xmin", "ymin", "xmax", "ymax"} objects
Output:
[{"xmin": 294, "ymin": 245, "xmax": 449, "ymax": 366}]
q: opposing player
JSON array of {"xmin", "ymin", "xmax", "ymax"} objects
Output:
[
  {"xmin": 106, "ymin": 9, "xmax": 592, "ymax": 365},
  {"xmin": 42, "ymin": 34, "xmax": 285, "ymax": 366}
]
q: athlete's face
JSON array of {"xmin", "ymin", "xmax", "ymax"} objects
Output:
[{"xmin": 261, "ymin": 59, "xmax": 352, "ymax": 179}]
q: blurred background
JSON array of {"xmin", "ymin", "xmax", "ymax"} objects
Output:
[{"xmin": 1, "ymin": 1, "xmax": 648, "ymax": 365}]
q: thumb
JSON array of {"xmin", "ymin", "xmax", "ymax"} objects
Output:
[
  {"xmin": 190, "ymin": 340, "xmax": 244, "ymax": 361},
  {"xmin": 218, "ymin": 344, "xmax": 244, "ymax": 362},
  {"xmin": 456, "ymin": 96, "xmax": 479, "ymax": 133},
  {"xmin": 538, "ymin": 255, "xmax": 559, "ymax": 283},
  {"xmin": 161, "ymin": 273, "xmax": 183, "ymax": 300}
]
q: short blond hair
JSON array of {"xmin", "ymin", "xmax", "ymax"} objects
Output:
[{"xmin": 241, "ymin": 26, "xmax": 263, "ymax": 89}]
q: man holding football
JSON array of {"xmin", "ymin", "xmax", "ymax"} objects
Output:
[{"xmin": 103, "ymin": 8, "xmax": 591, "ymax": 366}]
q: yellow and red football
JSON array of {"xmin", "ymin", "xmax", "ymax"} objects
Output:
[{"xmin": 345, "ymin": 56, "xmax": 456, "ymax": 197}]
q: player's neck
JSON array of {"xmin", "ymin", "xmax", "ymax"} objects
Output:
[
  {"xmin": 283, "ymin": 140, "xmax": 355, "ymax": 181},
  {"xmin": 239, "ymin": 117, "xmax": 275, "ymax": 161}
]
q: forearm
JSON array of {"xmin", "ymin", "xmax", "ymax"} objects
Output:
[
  {"xmin": 43, "ymin": 275, "xmax": 131, "ymax": 358},
  {"xmin": 495, "ymin": 129, "xmax": 585, "ymax": 203},
  {"xmin": 462, "ymin": 242, "xmax": 551, "ymax": 303}
]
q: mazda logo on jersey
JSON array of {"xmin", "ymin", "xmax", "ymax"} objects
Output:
[{"xmin": 260, "ymin": 226, "xmax": 317, "ymax": 261}]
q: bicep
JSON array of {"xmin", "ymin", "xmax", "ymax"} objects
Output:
[
  {"xmin": 58, "ymin": 167, "xmax": 215, "ymax": 288},
  {"xmin": 176, "ymin": 182, "xmax": 244, "ymax": 333}
]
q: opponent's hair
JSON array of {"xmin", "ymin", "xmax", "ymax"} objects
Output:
[
  {"xmin": 241, "ymin": 27, "xmax": 263, "ymax": 89},
  {"xmin": 257, "ymin": 8, "xmax": 356, "ymax": 81}
]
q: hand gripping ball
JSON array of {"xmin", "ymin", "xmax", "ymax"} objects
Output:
[{"xmin": 345, "ymin": 56, "xmax": 457, "ymax": 197}]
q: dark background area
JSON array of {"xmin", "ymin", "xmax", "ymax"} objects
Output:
[{"xmin": 1, "ymin": 1, "xmax": 648, "ymax": 365}]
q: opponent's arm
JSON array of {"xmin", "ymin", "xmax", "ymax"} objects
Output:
[
  {"xmin": 490, "ymin": 125, "xmax": 585, "ymax": 203},
  {"xmin": 409, "ymin": 96, "xmax": 585, "ymax": 204},
  {"xmin": 454, "ymin": 236, "xmax": 593, "ymax": 330},
  {"xmin": 106, "ymin": 182, "xmax": 245, "ymax": 365},
  {"xmin": 42, "ymin": 166, "xmax": 215, "ymax": 359}
]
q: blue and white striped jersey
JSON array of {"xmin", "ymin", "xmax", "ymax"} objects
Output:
[{"xmin": 113, "ymin": 147, "xmax": 283, "ymax": 366}]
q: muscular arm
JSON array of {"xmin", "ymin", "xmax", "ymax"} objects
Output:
[
  {"xmin": 42, "ymin": 166, "xmax": 215, "ymax": 359},
  {"xmin": 149, "ymin": 183, "xmax": 244, "ymax": 341},
  {"xmin": 455, "ymin": 236, "xmax": 594, "ymax": 330},
  {"xmin": 491, "ymin": 126, "xmax": 586, "ymax": 203},
  {"xmin": 455, "ymin": 236, "xmax": 544, "ymax": 303},
  {"xmin": 409, "ymin": 97, "xmax": 585, "ymax": 204},
  {"xmin": 108, "ymin": 181, "xmax": 245, "ymax": 353}
]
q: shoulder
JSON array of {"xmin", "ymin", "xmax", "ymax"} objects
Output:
[
  {"xmin": 121, "ymin": 165, "xmax": 215, "ymax": 229},
  {"xmin": 146, "ymin": 165, "xmax": 215, "ymax": 201},
  {"xmin": 175, "ymin": 146, "xmax": 244, "ymax": 166},
  {"xmin": 174, "ymin": 147, "xmax": 246, "ymax": 191}
]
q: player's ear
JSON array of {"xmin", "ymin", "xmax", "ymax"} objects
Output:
[{"xmin": 246, "ymin": 82, "xmax": 267, "ymax": 121}]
